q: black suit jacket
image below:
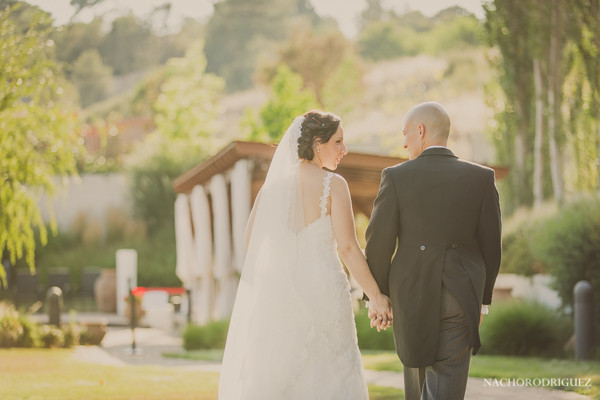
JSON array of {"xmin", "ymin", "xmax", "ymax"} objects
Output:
[{"xmin": 365, "ymin": 147, "xmax": 501, "ymax": 367}]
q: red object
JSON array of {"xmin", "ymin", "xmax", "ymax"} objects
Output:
[{"xmin": 131, "ymin": 287, "xmax": 186, "ymax": 297}]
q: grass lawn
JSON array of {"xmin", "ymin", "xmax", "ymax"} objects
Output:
[
  {"xmin": 362, "ymin": 351, "xmax": 600, "ymax": 399},
  {"xmin": 0, "ymin": 348, "xmax": 219, "ymax": 400},
  {"xmin": 0, "ymin": 348, "xmax": 402, "ymax": 400}
]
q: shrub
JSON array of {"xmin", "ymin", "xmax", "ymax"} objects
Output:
[
  {"xmin": 500, "ymin": 226, "xmax": 543, "ymax": 276},
  {"xmin": 62, "ymin": 322, "xmax": 81, "ymax": 348},
  {"xmin": 479, "ymin": 300, "xmax": 572, "ymax": 357},
  {"xmin": 183, "ymin": 320, "xmax": 229, "ymax": 350},
  {"xmin": 17, "ymin": 315, "xmax": 40, "ymax": 348},
  {"xmin": 39, "ymin": 325, "xmax": 65, "ymax": 348},
  {"xmin": 354, "ymin": 306, "xmax": 396, "ymax": 351},
  {"xmin": 530, "ymin": 196, "xmax": 600, "ymax": 348},
  {"xmin": 0, "ymin": 305, "xmax": 23, "ymax": 347}
]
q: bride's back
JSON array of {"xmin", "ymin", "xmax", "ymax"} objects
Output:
[{"xmin": 300, "ymin": 162, "xmax": 331, "ymax": 227}]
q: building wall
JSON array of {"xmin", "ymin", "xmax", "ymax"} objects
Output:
[{"xmin": 37, "ymin": 173, "xmax": 130, "ymax": 234}]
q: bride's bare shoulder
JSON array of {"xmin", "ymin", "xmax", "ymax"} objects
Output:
[{"xmin": 329, "ymin": 172, "xmax": 350, "ymax": 195}]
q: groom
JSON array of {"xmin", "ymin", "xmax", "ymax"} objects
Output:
[{"xmin": 365, "ymin": 102, "xmax": 502, "ymax": 400}]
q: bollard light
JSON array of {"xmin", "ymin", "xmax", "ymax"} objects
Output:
[
  {"xmin": 45, "ymin": 286, "xmax": 63, "ymax": 327},
  {"xmin": 574, "ymin": 280, "xmax": 593, "ymax": 360}
]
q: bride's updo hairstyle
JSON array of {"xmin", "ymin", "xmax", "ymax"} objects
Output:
[{"xmin": 297, "ymin": 110, "xmax": 341, "ymax": 160}]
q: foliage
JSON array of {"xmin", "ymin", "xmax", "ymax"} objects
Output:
[
  {"xmin": 20, "ymin": 217, "xmax": 178, "ymax": 289},
  {"xmin": 0, "ymin": 302, "xmax": 81, "ymax": 348},
  {"xmin": 496, "ymin": 196, "xmax": 600, "ymax": 352},
  {"xmin": 245, "ymin": 64, "xmax": 318, "ymax": 142},
  {"xmin": 499, "ymin": 226, "xmax": 542, "ymax": 276},
  {"xmin": 0, "ymin": 5, "xmax": 80, "ymax": 283},
  {"xmin": 61, "ymin": 322, "xmax": 80, "ymax": 348},
  {"xmin": 17, "ymin": 314, "xmax": 41, "ymax": 348},
  {"xmin": 530, "ymin": 196, "xmax": 600, "ymax": 345},
  {"xmin": 51, "ymin": 18, "xmax": 104, "ymax": 70},
  {"xmin": 354, "ymin": 306, "xmax": 396, "ymax": 351},
  {"xmin": 204, "ymin": 0, "xmax": 290, "ymax": 91},
  {"xmin": 358, "ymin": 21, "xmax": 419, "ymax": 61},
  {"xmin": 484, "ymin": 0, "xmax": 600, "ymax": 212},
  {"xmin": 98, "ymin": 15, "xmax": 156, "ymax": 76},
  {"xmin": 321, "ymin": 51, "xmax": 364, "ymax": 115},
  {"xmin": 127, "ymin": 40, "xmax": 223, "ymax": 233},
  {"xmin": 483, "ymin": 0, "xmax": 536, "ymax": 213},
  {"xmin": 259, "ymin": 23, "xmax": 354, "ymax": 104},
  {"xmin": 0, "ymin": 303, "xmax": 23, "ymax": 347},
  {"xmin": 182, "ymin": 320, "xmax": 230, "ymax": 350},
  {"xmin": 479, "ymin": 300, "xmax": 572, "ymax": 357},
  {"xmin": 152, "ymin": 41, "xmax": 224, "ymax": 141},
  {"xmin": 204, "ymin": 0, "xmax": 327, "ymax": 92},
  {"xmin": 423, "ymin": 15, "xmax": 483, "ymax": 54},
  {"xmin": 38, "ymin": 324, "xmax": 65, "ymax": 348},
  {"xmin": 72, "ymin": 49, "xmax": 113, "ymax": 107},
  {"xmin": 357, "ymin": 10, "xmax": 482, "ymax": 61}
]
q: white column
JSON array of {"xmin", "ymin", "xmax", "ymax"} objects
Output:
[
  {"xmin": 189, "ymin": 185, "xmax": 214, "ymax": 325},
  {"xmin": 210, "ymin": 174, "xmax": 235, "ymax": 320},
  {"xmin": 116, "ymin": 249, "xmax": 137, "ymax": 316},
  {"xmin": 174, "ymin": 194, "xmax": 195, "ymax": 289},
  {"xmin": 230, "ymin": 159, "xmax": 252, "ymax": 273}
]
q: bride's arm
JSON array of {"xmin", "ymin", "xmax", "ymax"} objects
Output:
[{"xmin": 330, "ymin": 175, "xmax": 392, "ymax": 320}]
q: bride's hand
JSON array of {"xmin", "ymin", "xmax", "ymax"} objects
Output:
[{"xmin": 368, "ymin": 294, "xmax": 393, "ymax": 331}]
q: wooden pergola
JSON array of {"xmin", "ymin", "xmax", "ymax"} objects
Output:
[
  {"xmin": 172, "ymin": 140, "xmax": 509, "ymax": 323},
  {"xmin": 173, "ymin": 140, "xmax": 509, "ymax": 217}
]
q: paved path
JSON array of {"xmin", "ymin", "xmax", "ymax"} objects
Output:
[{"xmin": 72, "ymin": 327, "xmax": 592, "ymax": 400}]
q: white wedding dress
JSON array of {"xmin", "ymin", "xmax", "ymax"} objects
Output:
[{"xmin": 218, "ymin": 117, "xmax": 368, "ymax": 400}]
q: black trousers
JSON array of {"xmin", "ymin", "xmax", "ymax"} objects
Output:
[{"xmin": 403, "ymin": 286, "xmax": 471, "ymax": 400}]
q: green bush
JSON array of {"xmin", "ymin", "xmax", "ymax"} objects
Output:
[
  {"xmin": 0, "ymin": 305, "xmax": 23, "ymax": 347},
  {"xmin": 39, "ymin": 325, "xmax": 65, "ymax": 348},
  {"xmin": 479, "ymin": 300, "xmax": 572, "ymax": 357},
  {"xmin": 530, "ymin": 196, "xmax": 600, "ymax": 348},
  {"xmin": 183, "ymin": 320, "xmax": 230, "ymax": 350},
  {"xmin": 354, "ymin": 306, "xmax": 396, "ymax": 351},
  {"xmin": 17, "ymin": 315, "xmax": 40, "ymax": 348},
  {"xmin": 0, "ymin": 302, "xmax": 86, "ymax": 348},
  {"xmin": 500, "ymin": 226, "xmax": 544, "ymax": 276},
  {"xmin": 62, "ymin": 322, "xmax": 81, "ymax": 348}
]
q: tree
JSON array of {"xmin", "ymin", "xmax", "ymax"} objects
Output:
[
  {"xmin": 0, "ymin": 6, "xmax": 79, "ymax": 281},
  {"xmin": 128, "ymin": 41, "xmax": 224, "ymax": 232},
  {"xmin": 204, "ymin": 0, "xmax": 300, "ymax": 91},
  {"xmin": 572, "ymin": 0, "xmax": 600, "ymax": 193},
  {"xmin": 99, "ymin": 14, "xmax": 156, "ymax": 75},
  {"xmin": 259, "ymin": 23, "xmax": 353, "ymax": 104},
  {"xmin": 72, "ymin": 49, "xmax": 113, "ymax": 107},
  {"xmin": 70, "ymin": 0, "xmax": 104, "ymax": 17},
  {"xmin": 360, "ymin": 0, "xmax": 387, "ymax": 28},
  {"xmin": 246, "ymin": 64, "xmax": 318, "ymax": 142},
  {"xmin": 357, "ymin": 21, "xmax": 419, "ymax": 61},
  {"xmin": 484, "ymin": 0, "xmax": 535, "ymax": 213},
  {"xmin": 51, "ymin": 18, "xmax": 103, "ymax": 69},
  {"xmin": 484, "ymin": 0, "xmax": 584, "ymax": 213}
]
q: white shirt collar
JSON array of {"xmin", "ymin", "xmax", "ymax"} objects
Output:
[{"xmin": 425, "ymin": 145, "xmax": 448, "ymax": 150}]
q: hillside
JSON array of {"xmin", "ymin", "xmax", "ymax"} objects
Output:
[{"xmin": 215, "ymin": 47, "xmax": 496, "ymax": 164}]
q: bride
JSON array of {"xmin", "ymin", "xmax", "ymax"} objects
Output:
[{"xmin": 218, "ymin": 110, "xmax": 393, "ymax": 399}]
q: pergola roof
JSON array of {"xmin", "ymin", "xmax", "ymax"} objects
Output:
[{"xmin": 173, "ymin": 141, "xmax": 509, "ymax": 216}]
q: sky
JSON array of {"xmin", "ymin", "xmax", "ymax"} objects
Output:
[{"xmin": 26, "ymin": 0, "xmax": 486, "ymax": 38}]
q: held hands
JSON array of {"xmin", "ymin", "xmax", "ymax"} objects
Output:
[{"xmin": 368, "ymin": 294, "xmax": 393, "ymax": 332}]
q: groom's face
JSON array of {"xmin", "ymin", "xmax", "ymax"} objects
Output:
[{"xmin": 403, "ymin": 119, "xmax": 423, "ymax": 160}]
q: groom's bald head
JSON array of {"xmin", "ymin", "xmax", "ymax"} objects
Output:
[
  {"xmin": 404, "ymin": 102, "xmax": 450, "ymax": 145},
  {"xmin": 402, "ymin": 101, "xmax": 451, "ymax": 160}
]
